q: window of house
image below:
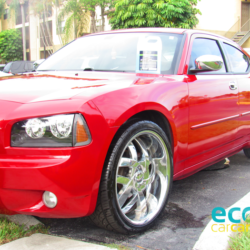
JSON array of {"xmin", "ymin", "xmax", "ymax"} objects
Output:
[
  {"xmin": 4, "ymin": 9, "xmax": 9, "ymax": 20},
  {"xmin": 223, "ymin": 43, "xmax": 249, "ymax": 73},
  {"xmin": 15, "ymin": 2, "xmax": 29, "ymax": 25},
  {"xmin": 56, "ymin": 21, "xmax": 65, "ymax": 35}
]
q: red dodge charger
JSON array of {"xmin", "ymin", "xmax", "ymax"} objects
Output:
[{"xmin": 1, "ymin": 28, "xmax": 250, "ymax": 233}]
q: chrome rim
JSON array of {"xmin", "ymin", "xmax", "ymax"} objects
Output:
[{"xmin": 116, "ymin": 130, "xmax": 171, "ymax": 226}]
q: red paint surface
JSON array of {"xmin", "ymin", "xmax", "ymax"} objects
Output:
[{"xmin": 0, "ymin": 28, "xmax": 250, "ymax": 217}]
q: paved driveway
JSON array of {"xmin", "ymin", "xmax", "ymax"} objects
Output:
[{"xmin": 38, "ymin": 150, "xmax": 250, "ymax": 250}]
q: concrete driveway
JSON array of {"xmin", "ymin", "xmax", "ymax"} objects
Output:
[{"xmin": 38, "ymin": 150, "xmax": 250, "ymax": 250}]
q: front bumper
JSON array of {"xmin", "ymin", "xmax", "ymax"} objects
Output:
[
  {"xmin": 0, "ymin": 148, "xmax": 95, "ymax": 218},
  {"xmin": 0, "ymin": 100, "xmax": 118, "ymax": 218}
]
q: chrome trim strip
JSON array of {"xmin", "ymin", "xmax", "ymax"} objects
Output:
[
  {"xmin": 191, "ymin": 114, "xmax": 240, "ymax": 130},
  {"xmin": 242, "ymin": 111, "xmax": 250, "ymax": 117}
]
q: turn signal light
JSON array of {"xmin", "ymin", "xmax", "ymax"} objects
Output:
[
  {"xmin": 76, "ymin": 116, "xmax": 89, "ymax": 143},
  {"xmin": 73, "ymin": 114, "xmax": 91, "ymax": 146}
]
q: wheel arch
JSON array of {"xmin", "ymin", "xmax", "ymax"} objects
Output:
[
  {"xmin": 107, "ymin": 103, "xmax": 177, "ymax": 155},
  {"xmin": 115, "ymin": 103, "xmax": 175, "ymax": 146}
]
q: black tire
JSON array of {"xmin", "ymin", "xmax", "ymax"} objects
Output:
[
  {"xmin": 243, "ymin": 148, "xmax": 250, "ymax": 158},
  {"xmin": 90, "ymin": 120, "xmax": 173, "ymax": 233}
]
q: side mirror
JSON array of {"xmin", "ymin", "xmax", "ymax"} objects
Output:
[{"xmin": 190, "ymin": 55, "xmax": 224, "ymax": 72}]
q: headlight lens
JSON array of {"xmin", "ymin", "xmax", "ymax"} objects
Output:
[
  {"xmin": 50, "ymin": 115, "xmax": 73, "ymax": 139},
  {"xmin": 11, "ymin": 114, "xmax": 91, "ymax": 147},
  {"xmin": 25, "ymin": 118, "xmax": 46, "ymax": 138}
]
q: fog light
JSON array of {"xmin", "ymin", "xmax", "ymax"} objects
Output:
[{"xmin": 43, "ymin": 191, "xmax": 57, "ymax": 208}]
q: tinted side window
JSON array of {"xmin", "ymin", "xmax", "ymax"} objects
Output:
[
  {"xmin": 189, "ymin": 38, "xmax": 226, "ymax": 73},
  {"xmin": 24, "ymin": 62, "xmax": 33, "ymax": 71},
  {"xmin": 223, "ymin": 43, "xmax": 249, "ymax": 73},
  {"xmin": 3, "ymin": 62, "xmax": 12, "ymax": 73}
]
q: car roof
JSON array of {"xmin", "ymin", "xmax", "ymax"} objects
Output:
[
  {"xmin": 87, "ymin": 27, "xmax": 187, "ymax": 36},
  {"xmin": 84, "ymin": 27, "xmax": 234, "ymax": 43}
]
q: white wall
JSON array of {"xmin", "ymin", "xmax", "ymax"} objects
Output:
[
  {"xmin": 95, "ymin": 6, "xmax": 111, "ymax": 31},
  {"xmin": 195, "ymin": 0, "xmax": 240, "ymax": 32}
]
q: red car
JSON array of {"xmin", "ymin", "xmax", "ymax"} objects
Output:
[{"xmin": 0, "ymin": 28, "xmax": 250, "ymax": 233}]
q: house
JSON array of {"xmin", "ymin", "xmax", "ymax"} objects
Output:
[
  {"xmin": 1, "ymin": 0, "xmax": 250, "ymax": 63},
  {"xmin": 101, "ymin": 0, "xmax": 250, "ymax": 48},
  {"xmin": 195, "ymin": 0, "xmax": 250, "ymax": 47},
  {"xmin": 0, "ymin": 1, "xmax": 87, "ymax": 62}
]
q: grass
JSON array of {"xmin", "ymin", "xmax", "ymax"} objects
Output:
[
  {"xmin": 101, "ymin": 243, "xmax": 131, "ymax": 250},
  {"xmin": 0, "ymin": 217, "xmax": 48, "ymax": 245},
  {"xmin": 228, "ymin": 217, "xmax": 250, "ymax": 250}
]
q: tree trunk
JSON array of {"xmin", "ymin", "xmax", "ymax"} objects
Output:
[
  {"xmin": 54, "ymin": 5, "xmax": 63, "ymax": 46},
  {"xmin": 101, "ymin": 6, "xmax": 105, "ymax": 31},
  {"xmin": 43, "ymin": 4, "xmax": 53, "ymax": 54},
  {"xmin": 73, "ymin": 14, "xmax": 77, "ymax": 39},
  {"xmin": 21, "ymin": 3, "xmax": 26, "ymax": 61},
  {"xmin": 90, "ymin": 9, "xmax": 96, "ymax": 33}
]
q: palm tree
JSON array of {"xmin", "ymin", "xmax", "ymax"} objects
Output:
[
  {"xmin": 58, "ymin": 0, "xmax": 90, "ymax": 43},
  {"xmin": 8, "ymin": 0, "xmax": 27, "ymax": 60},
  {"xmin": 0, "ymin": 0, "xmax": 6, "ymax": 32},
  {"xmin": 19, "ymin": 0, "xmax": 26, "ymax": 60}
]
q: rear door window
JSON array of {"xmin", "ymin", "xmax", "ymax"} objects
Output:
[{"xmin": 223, "ymin": 43, "xmax": 249, "ymax": 73}]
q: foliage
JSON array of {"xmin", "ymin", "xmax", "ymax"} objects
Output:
[
  {"xmin": 229, "ymin": 216, "xmax": 250, "ymax": 250},
  {"xmin": 109, "ymin": 0, "xmax": 201, "ymax": 30},
  {"xmin": 0, "ymin": 217, "xmax": 48, "ymax": 245},
  {"xmin": 0, "ymin": 0, "xmax": 5, "ymax": 18},
  {"xmin": 58, "ymin": 0, "xmax": 90, "ymax": 43},
  {"xmin": 0, "ymin": 29, "xmax": 23, "ymax": 62}
]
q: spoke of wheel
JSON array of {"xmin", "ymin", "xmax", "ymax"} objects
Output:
[
  {"xmin": 135, "ymin": 138, "xmax": 151, "ymax": 179},
  {"xmin": 147, "ymin": 136, "xmax": 159, "ymax": 156},
  {"xmin": 152, "ymin": 155, "xmax": 167, "ymax": 178},
  {"xmin": 118, "ymin": 157, "xmax": 136, "ymax": 168},
  {"xmin": 128, "ymin": 142, "xmax": 138, "ymax": 161},
  {"xmin": 155, "ymin": 169, "xmax": 168, "ymax": 194},
  {"xmin": 135, "ymin": 138, "xmax": 149, "ymax": 160},
  {"xmin": 118, "ymin": 185, "xmax": 133, "ymax": 208},
  {"xmin": 116, "ymin": 175, "xmax": 131, "ymax": 185},
  {"xmin": 134, "ymin": 192, "xmax": 147, "ymax": 220},
  {"xmin": 121, "ymin": 194, "xmax": 138, "ymax": 214},
  {"xmin": 146, "ymin": 183, "xmax": 152, "ymax": 199},
  {"xmin": 147, "ymin": 193, "xmax": 158, "ymax": 214}
]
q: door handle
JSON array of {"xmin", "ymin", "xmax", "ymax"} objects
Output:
[{"xmin": 229, "ymin": 81, "xmax": 237, "ymax": 90}]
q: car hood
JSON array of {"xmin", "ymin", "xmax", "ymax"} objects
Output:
[
  {"xmin": 0, "ymin": 72, "xmax": 140, "ymax": 104},
  {"xmin": 0, "ymin": 71, "xmax": 12, "ymax": 77}
]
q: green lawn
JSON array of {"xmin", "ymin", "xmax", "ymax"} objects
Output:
[
  {"xmin": 0, "ymin": 217, "xmax": 48, "ymax": 245},
  {"xmin": 229, "ymin": 217, "xmax": 250, "ymax": 250}
]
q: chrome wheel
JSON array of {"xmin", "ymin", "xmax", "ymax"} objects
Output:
[{"xmin": 116, "ymin": 130, "xmax": 171, "ymax": 226}]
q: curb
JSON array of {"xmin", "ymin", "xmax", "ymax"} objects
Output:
[
  {"xmin": 193, "ymin": 192, "xmax": 250, "ymax": 250},
  {"xmin": 0, "ymin": 233, "xmax": 116, "ymax": 250},
  {"xmin": 0, "ymin": 214, "xmax": 42, "ymax": 228}
]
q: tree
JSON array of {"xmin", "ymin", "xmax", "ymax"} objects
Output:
[
  {"xmin": 0, "ymin": 0, "xmax": 5, "ymax": 17},
  {"xmin": 0, "ymin": 0, "xmax": 6, "ymax": 32},
  {"xmin": 58, "ymin": 0, "xmax": 90, "ymax": 42},
  {"xmin": 98, "ymin": 0, "xmax": 115, "ymax": 31},
  {"xmin": 0, "ymin": 29, "xmax": 23, "ymax": 62},
  {"xmin": 81, "ymin": 0, "xmax": 99, "ymax": 33},
  {"xmin": 8, "ymin": 0, "xmax": 27, "ymax": 60},
  {"xmin": 29, "ymin": 0, "xmax": 59, "ymax": 55},
  {"xmin": 109, "ymin": 0, "xmax": 201, "ymax": 30}
]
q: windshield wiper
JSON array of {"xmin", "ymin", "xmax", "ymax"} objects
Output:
[
  {"xmin": 83, "ymin": 68, "xmax": 94, "ymax": 71},
  {"xmin": 83, "ymin": 68, "xmax": 127, "ymax": 72}
]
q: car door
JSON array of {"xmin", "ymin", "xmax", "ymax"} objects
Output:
[
  {"xmin": 222, "ymin": 42, "xmax": 250, "ymax": 144},
  {"xmin": 185, "ymin": 35, "xmax": 239, "ymax": 168}
]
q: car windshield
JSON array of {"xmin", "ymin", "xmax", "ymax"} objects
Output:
[
  {"xmin": 37, "ymin": 32, "xmax": 183, "ymax": 74},
  {"xmin": 3, "ymin": 62, "xmax": 12, "ymax": 73}
]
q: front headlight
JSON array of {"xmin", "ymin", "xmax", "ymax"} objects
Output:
[{"xmin": 11, "ymin": 114, "xmax": 91, "ymax": 147}]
